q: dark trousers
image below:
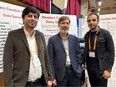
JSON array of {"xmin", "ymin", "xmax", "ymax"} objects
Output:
[
  {"xmin": 88, "ymin": 69, "xmax": 107, "ymax": 87},
  {"xmin": 25, "ymin": 75, "xmax": 46, "ymax": 87},
  {"xmin": 80, "ymin": 70, "xmax": 85, "ymax": 85},
  {"xmin": 57, "ymin": 66, "xmax": 81, "ymax": 87}
]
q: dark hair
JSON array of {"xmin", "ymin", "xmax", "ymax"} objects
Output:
[
  {"xmin": 58, "ymin": 16, "xmax": 71, "ymax": 25},
  {"xmin": 87, "ymin": 13, "xmax": 99, "ymax": 20},
  {"xmin": 22, "ymin": 6, "xmax": 40, "ymax": 19}
]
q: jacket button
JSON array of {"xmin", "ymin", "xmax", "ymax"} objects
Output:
[
  {"xmin": 27, "ymin": 69, "xmax": 29, "ymax": 72},
  {"xmin": 28, "ymin": 58, "xmax": 30, "ymax": 61}
]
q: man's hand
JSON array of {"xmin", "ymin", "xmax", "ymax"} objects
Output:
[
  {"xmin": 52, "ymin": 79, "xmax": 57, "ymax": 86},
  {"xmin": 47, "ymin": 80, "xmax": 53, "ymax": 87},
  {"xmin": 103, "ymin": 70, "xmax": 111, "ymax": 79},
  {"xmin": 47, "ymin": 79, "xmax": 57, "ymax": 87},
  {"xmin": 82, "ymin": 64, "xmax": 85, "ymax": 71}
]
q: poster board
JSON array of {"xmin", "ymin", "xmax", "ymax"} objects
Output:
[
  {"xmin": 0, "ymin": 1, "xmax": 78, "ymax": 73},
  {"xmin": 0, "ymin": 1, "xmax": 24, "ymax": 72}
]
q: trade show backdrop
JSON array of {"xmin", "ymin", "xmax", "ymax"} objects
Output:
[
  {"xmin": 0, "ymin": 1, "xmax": 116, "ymax": 87},
  {"xmin": 0, "ymin": 1, "xmax": 77, "ymax": 72}
]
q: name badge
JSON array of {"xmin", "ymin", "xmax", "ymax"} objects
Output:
[{"xmin": 89, "ymin": 50, "xmax": 95, "ymax": 58}]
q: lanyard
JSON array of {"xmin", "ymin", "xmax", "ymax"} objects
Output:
[
  {"xmin": 88, "ymin": 31, "xmax": 98, "ymax": 50},
  {"xmin": 30, "ymin": 37, "xmax": 38, "ymax": 58}
]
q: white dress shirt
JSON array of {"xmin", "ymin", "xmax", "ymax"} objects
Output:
[{"xmin": 24, "ymin": 28, "xmax": 42, "ymax": 82}]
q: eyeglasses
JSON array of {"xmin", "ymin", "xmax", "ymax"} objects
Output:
[{"xmin": 87, "ymin": 19, "xmax": 96, "ymax": 22}]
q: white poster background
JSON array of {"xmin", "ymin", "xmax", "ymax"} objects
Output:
[
  {"xmin": 0, "ymin": 1, "xmax": 24, "ymax": 72},
  {"xmin": 39, "ymin": 13, "xmax": 78, "ymax": 43},
  {"xmin": 0, "ymin": 2, "xmax": 78, "ymax": 73},
  {"xmin": 78, "ymin": 18, "xmax": 88, "ymax": 38},
  {"xmin": 40, "ymin": 14, "xmax": 77, "ymax": 36}
]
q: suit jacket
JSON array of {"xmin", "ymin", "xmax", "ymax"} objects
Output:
[
  {"xmin": 47, "ymin": 33, "xmax": 82, "ymax": 81},
  {"xmin": 3, "ymin": 28, "xmax": 53, "ymax": 86}
]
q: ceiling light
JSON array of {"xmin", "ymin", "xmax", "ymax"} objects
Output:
[
  {"xmin": 98, "ymin": 1, "xmax": 102, "ymax": 6},
  {"xmin": 98, "ymin": 8, "xmax": 101, "ymax": 11},
  {"xmin": 97, "ymin": 13, "xmax": 100, "ymax": 15}
]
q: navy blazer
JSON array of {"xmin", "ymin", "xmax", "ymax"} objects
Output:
[{"xmin": 47, "ymin": 33, "xmax": 82, "ymax": 81}]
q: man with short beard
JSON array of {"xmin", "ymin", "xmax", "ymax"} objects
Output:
[
  {"xmin": 82, "ymin": 13, "xmax": 115, "ymax": 87},
  {"xmin": 3, "ymin": 6, "xmax": 53, "ymax": 87}
]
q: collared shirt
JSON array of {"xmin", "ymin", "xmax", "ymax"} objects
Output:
[
  {"xmin": 61, "ymin": 34, "xmax": 71, "ymax": 66},
  {"xmin": 23, "ymin": 28, "xmax": 42, "ymax": 82}
]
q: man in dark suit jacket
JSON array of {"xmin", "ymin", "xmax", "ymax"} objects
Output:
[
  {"xmin": 3, "ymin": 6, "xmax": 53, "ymax": 87},
  {"xmin": 47, "ymin": 16, "xmax": 82, "ymax": 86}
]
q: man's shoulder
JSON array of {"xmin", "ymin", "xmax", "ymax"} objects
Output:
[
  {"xmin": 35, "ymin": 30, "xmax": 43, "ymax": 34},
  {"xmin": 69, "ymin": 34, "xmax": 78, "ymax": 39},
  {"xmin": 84, "ymin": 31, "xmax": 89, "ymax": 37},
  {"xmin": 100, "ymin": 28, "xmax": 110, "ymax": 34},
  {"xmin": 69, "ymin": 34, "xmax": 77, "ymax": 37},
  {"xmin": 35, "ymin": 30, "xmax": 45, "ymax": 37},
  {"xmin": 100, "ymin": 28, "xmax": 108, "ymax": 32},
  {"xmin": 49, "ymin": 34, "xmax": 58, "ymax": 39},
  {"xmin": 9, "ymin": 28, "xmax": 22, "ymax": 34}
]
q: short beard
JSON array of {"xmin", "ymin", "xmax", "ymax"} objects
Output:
[
  {"xmin": 61, "ymin": 29, "xmax": 68, "ymax": 33},
  {"xmin": 91, "ymin": 25, "xmax": 97, "ymax": 31}
]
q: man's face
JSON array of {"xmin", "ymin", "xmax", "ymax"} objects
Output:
[
  {"xmin": 23, "ymin": 12, "xmax": 39, "ymax": 29},
  {"xmin": 87, "ymin": 15, "xmax": 99, "ymax": 31},
  {"xmin": 58, "ymin": 19, "xmax": 70, "ymax": 34}
]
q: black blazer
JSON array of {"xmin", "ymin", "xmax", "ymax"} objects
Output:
[{"xmin": 83, "ymin": 28, "xmax": 115, "ymax": 73}]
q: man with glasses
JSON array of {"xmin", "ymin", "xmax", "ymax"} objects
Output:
[
  {"xmin": 82, "ymin": 13, "xmax": 115, "ymax": 87},
  {"xmin": 47, "ymin": 16, "xmax": 82, "ymax": 86}
]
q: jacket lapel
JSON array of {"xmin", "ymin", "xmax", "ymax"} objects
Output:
[
  {"xmin": 56, "ymin": 33, "xmax": 66, "ymax": 54},
  {"xmin": 35, "ymin": 32, "xmax": 41, "ymax": 55},
  {"xmin": 19, "ymin": 28, "xmax": 30, "ymax": 53},
  {"xmin": 68, "ymin": 35, "xmax": 72, "ymax": 52},
  {"xmin": 34, "ymin": 31, "xmax": 43, "ymax": 62}
]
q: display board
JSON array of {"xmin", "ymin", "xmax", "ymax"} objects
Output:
[
  {"xmin": 0, "ymin": 1, "xmax": 78, "ymax": 73},
  {"xmin": 78, "ymin": 18, "xmax": 88, "ymax": 38},
  {"xmin": 0, "ymin": 1, "xmax": 24, "ymax": 72}
]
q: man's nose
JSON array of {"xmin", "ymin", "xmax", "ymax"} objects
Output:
[{"xmin": 31, "ymin": 16, "xmax": 36, "ymax": 20}]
